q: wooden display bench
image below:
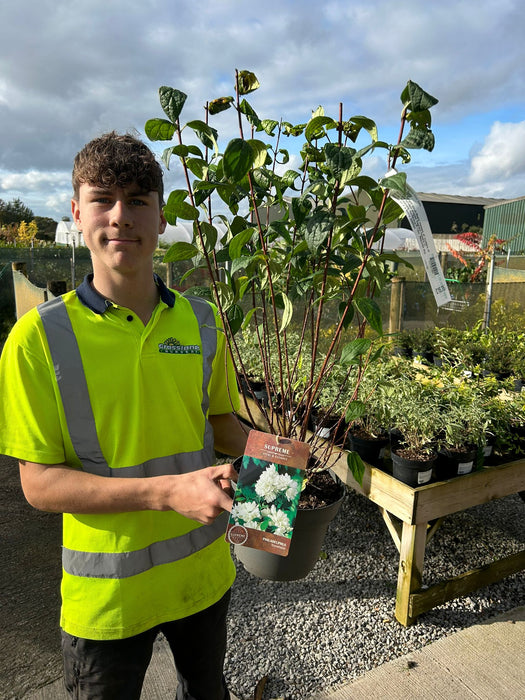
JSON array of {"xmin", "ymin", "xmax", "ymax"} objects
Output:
[
  {"xmin": 331, "ymin": 456, "xmax": 525, "ymax": 626},
  {"xmin": 236, "ymin": 399, "xmax": 525, "ymax": 626}
]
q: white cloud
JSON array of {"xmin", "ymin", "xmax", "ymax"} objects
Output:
[
  {"xmin": 0, "ymin": 170, "xmax": 69, "ymax": 192},
  {"xmin": 469, "ymin": 121, "xmax": 525, "ymax": 185},
  {"xmin": 1, "ymin": 0, "xmax": 525, "ymax": 218}
]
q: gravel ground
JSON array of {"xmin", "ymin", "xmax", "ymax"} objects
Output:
[
  {"xmin": 1, "ymin": 452, "xmax": 524, "ymax": 700},
  {"xmin": 225, "ymin": 488, "xmax": 525, "ymax": 700}
]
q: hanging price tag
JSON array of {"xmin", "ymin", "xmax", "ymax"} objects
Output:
[{"xmin": 388, "ymin": 176, "xmax": 452, "ymax": 307}]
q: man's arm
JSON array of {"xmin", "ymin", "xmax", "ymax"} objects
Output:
[
  {"xmin": 19, "ymin": 460, "xmax": 237, "ymax": 525},
  {"xmin": 209, "ymin": 412, "xmax": 250, "ymax": 457}
]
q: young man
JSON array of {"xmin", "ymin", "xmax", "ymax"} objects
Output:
[{"xmin": 0, "ymin": 132, "xmax": 248, "ymax": 699}]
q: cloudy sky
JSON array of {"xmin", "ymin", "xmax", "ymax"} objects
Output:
[{"xmin": 1, "ymin": 0, "xmax": 525, "ymax": 221}]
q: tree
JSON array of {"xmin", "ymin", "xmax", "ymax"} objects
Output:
[
  {"xmin": 16, "ymin": 221, "xmax": 38, "ymax": 246},
  {"xmin": 33, "ymin": 216, "xmax": 58, "ymax": 241},
  {"xmin": 0, "ymin": 198, "xmax": 34, "ymax": 226}
]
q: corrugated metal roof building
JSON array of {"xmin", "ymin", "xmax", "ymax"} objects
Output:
[
  {"xmin": 400, "ymin": 192, "xmax": 504, "ymax": 234},
  {"xmin": 483, "ymin": 196, "xmax": 525, "ymax": 253}
]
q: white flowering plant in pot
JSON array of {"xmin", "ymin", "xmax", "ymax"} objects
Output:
[{"xmin": 145, "ymin": 70, "xmax": 438, "ymax": 492}]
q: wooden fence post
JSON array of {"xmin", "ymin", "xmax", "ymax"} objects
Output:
[
  {"xmin": 389, "ymin": 276, "xmax": 405, "ymax": 334},
  {"xmin": 11, "ymin": 261, "xmax": 27, "ymax": 277}
]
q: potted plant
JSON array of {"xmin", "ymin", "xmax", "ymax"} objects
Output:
[
  {"xmin": 344, "ymin": 359, "xmax": 392, "ymax": 466},
  {"xmin": 433, "ymin": 372, "xmax": 489, "ymax": 480},
  {"xmin": 145, "ymin": 70, "xmax": 438, "ymax": 577},
  {"xmin": 410, "ymin": 327, "xmax": 438, "ymax": 364},
  {"xmin": 384, "ymin": 367, "xmax": 440, "ymax": 486}
]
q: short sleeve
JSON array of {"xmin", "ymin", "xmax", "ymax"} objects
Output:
[{"xmin": 0, "ymin": 311, "xmax": 66, "ymax": 464}]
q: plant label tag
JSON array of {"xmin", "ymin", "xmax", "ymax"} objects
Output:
[
  {"xmin": 417, "ymin": 468, "xmax": 433, "ymax": 485},
  {"xmin": 226, "ymin": 430, "xmax": 310, "ymax": 557},
  {"xmin": 386, "ymin": 173, "xmax": 452, "ymax": 308},
  {"xmin": 458, "ymin": 460, "xmax": 474, "ymax": 475}
]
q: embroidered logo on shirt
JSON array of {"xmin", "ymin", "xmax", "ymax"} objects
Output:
[{"xmin": 158, "ymin": 337, "xmax": 201, "ymax": 355}]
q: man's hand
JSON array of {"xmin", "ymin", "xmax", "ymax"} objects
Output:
[{"xmin": 163, "ymin": 463, "xmax": 238, "ymax": 525}]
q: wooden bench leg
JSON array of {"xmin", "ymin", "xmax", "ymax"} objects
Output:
[{"xmin": 395, "ymin": 521, "xmax": 427, "ymax": 626}]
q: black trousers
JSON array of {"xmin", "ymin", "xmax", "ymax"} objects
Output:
[{"xmin": 61, "ymin": 590, "xmax": 231, "ymax": 700}]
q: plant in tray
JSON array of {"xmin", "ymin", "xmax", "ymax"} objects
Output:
[
  {"xmin": 492, "ymin": 389, "xmax": 525, "ymax": 460},
  {"xmin": 433, "ymin": 370, "xmax": 490, "ymax": 479},
  {"xmin": 383, "ymin": 364, "xmax": 441, "ymax": 485},
  {"xmin": 145, "ymin": 72, "xmax": 438, "ymax": 567}
]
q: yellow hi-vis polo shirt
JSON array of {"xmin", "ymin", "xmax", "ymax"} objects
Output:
[{"xmin": 0, "ymin": 274, "xmax": 239, "ymax": 640}]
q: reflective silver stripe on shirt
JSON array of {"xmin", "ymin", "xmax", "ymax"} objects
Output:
[
  {"xmin": 37, "ymin": 294, "xmax": 225, "ymax": 580},
  {"xmin": 63, "ymin": 511, "xmax": 229, "ymax": 579}
]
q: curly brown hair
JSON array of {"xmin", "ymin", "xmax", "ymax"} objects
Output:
[{"xmin": 72, "ymin": 131, "xmax": 164, "ymax": 204}]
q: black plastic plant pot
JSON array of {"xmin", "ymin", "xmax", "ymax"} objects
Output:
[
  {"xmin": 391, "ymin": 451, "xmax": 436, "ymax": 487},
  {"xmin": 233, "ymin": 472, "xmax": 345, "ymax": 581},
  {"xmin": 434, "ymin": 447, "xmax": 477, "ymax": 481},
  {"xmin": 346, "ymin": 433, "xmax": 388, "ymax": 467}
]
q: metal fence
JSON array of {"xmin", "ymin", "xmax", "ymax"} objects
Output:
[{"xmin": 1, "ymin": 247, "xmax": 524, "ymax": 333}]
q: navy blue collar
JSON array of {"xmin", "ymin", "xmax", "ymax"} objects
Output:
[{"xmin": 76, "ymin": 273, "xmax": 176, "ymax": 314}]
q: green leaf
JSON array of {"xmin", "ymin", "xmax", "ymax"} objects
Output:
[
  {"xmin": 305, "ymin": 115, "xmax": 337, "ymax": 143},
  {"xmin": 231, "ymin": 255, "xmax": 254, "ymax": 275},
  {"xmin": 185, "ymin": 158, "xmax": 208, "ymax": 179},
  {"xmin": 161, "ymin": 146, "xmax": 184, "ymax": 169},
  {"xmin": 261, "ymin": 119, "xmax": 279, "ymax": 136},
  {"xmin": 174, "ymin": 200, "xmax": 199, "ymax": 221},
  {"xmin": 305, "ymin": 210, "xmax": 334, "ymax": 252},
  {"xmin": 282, "ymin": 121, "xmax": 305, "ymax": 137},
  {"xmin": 223, "ymin": 138, "xmax": 255, "ymax": 181},
  {"xmin": 347, "ymin": 451, "xmax": 366, "ymax": 486},
  {"xmin": 163, "ymin": 241, "xmax": 199, "ymax": 262},
  {"xmin": 226, "ymin": 303, "xmax": 244, "ymax": 334},
  {"xmin": 241, "ymin": 307, "xmax": 261, "ymax": 330},
  {"xmin": 246, "ymin": 139, "xmax": 268, "ymax": 169},
  {"xmin": 401, "ymin": 80, "xmax": 439, "ymax": 112},
  {"xmin": 280, "ymin": 170, "xmax": 300, "ymax": 190},
  {"xmin": 346, "ymin": 116, "xmax": 378, "ymax": 142},
  {"xmin": 301, "ymin": 144, "xmax": 326, "ymax": 163},
  {"xmin": 163, "ymin": 190, "xmax": 189, "ymax": 225},
  {"xmin": 183, "ymin": 286, "xmax": 212, "ymax": 301},
  {"xmin": 208, "ymin": 96, "xmax": 234, "ymax": 115},
  {"xmin": 278, "ymin": 292, "xmax": 293, "ymax": 332},
  {"xmin": 237, "ymin": 70, "xmax": 260, "ymax": 95},
  {"xmin": 346, "ymin": 204, "xmax": 368, "ymax": 225},
  {"xmin": 324, "ymin": 144, "xmax": 357, "ymax": 184},
  {"xmin": 354, "ymin": 297, "xmax": 383, "ymax": 335},
  {"xmin": 196, "ymin": 220, "xmax": 218, "ymax": 252},
  {"xmin": 159, "ymin": 86, "xmax": 187, "ymax": 123},
  {"xmin": 381, "ymin": 198, "xmax": 404, "ymax": 225},
  {"xmin": 379, "ymin": 171, "xmax": 407, "ymax": 196},
  {"xmin": 399, "ymin": 127, "xmax": 435, "ymax": 152},
  {"xmin": 338, "ymin": 301, "xmax": 354, "ymax": 328},
  {"xmin": 345, "ymin": 400, "xmax": 367, "ymax": 423},
  {"xmin": 291, "ymin": 196, "xmax": 312, "ymax": 227},
  {"xmin": 186, "ymin": 120, "xmax": 219, "ymax": 153},
  {"xmin": 239, "ymin": 99, "xmax": 261, "ymax": 129},
  {"xmin": 229, "ymin": 228, "xmax": 255, "ymax": 259},
  {"xmin": 214, "ymin": 281, "xmax": 234, "ymax": 311},
  {"xmin": 340, "ymin": 338, "xmax": 372, "ymax": 365},
  {"xmin": 229, "ymin": 215, "xmax": 251, "ymax": 235},
  {"xmin": 145, "ymin": 118, "xmax": 176, "ymax": 141}
]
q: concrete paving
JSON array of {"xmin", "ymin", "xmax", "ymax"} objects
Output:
[
  {"xmin": 22, "ymin": 605, "xmax": 525, "ymax": 700},
  {"xmin": 315, "ymin": 605, "xmax": 525, "ymax": 700}
]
